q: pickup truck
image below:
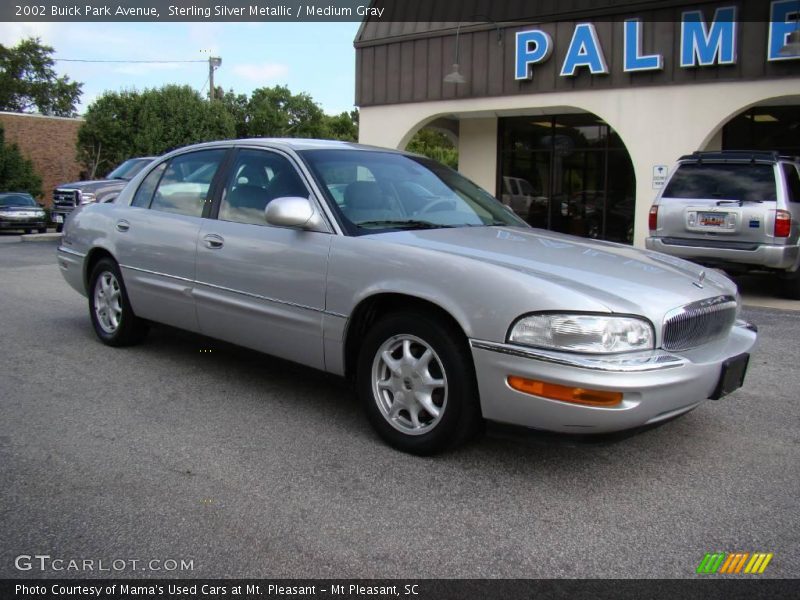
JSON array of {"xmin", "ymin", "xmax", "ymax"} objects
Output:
[{"xmin": 51, "ymin": 157, "xmax": 154, "ymax": 232}]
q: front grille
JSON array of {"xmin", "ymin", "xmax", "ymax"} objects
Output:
[
  {"xmin": 662, "ymin": 295, "xmax": 738, "ymax": 351},
  {"xmin": 53, "ymin": 189, "xmax": 78, "ymax": 208}
]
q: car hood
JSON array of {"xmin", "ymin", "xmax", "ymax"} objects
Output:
[
  {"xmin": 365, "ymin": 226, "xmax": 737, "ymax": 316},
  {"xmin": 56, "ymin": 179, "xmax": 127, "ymax": 193}
]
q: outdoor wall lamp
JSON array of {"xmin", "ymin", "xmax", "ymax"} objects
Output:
[{"xmin": 443, "ymin": 17, "xmax": 503, "ymax": 84}]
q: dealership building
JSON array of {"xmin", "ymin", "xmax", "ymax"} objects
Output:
[{"xmin": 355, "ymin": 0, "xmax": 800, "ymax": 246}]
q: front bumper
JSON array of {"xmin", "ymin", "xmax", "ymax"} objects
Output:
[
  {"xmin": 469, "ymin": 321, "xmax": 757, "ymax": 434},
  {"xmin": 0, "ymin": 217, "xmax": 47, "ymax": 229},
  {"xmin": 646, "ymin": 237, "xmax": 799, "ymax": 271}
]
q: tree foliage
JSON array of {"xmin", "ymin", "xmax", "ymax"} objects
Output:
[
  {"xmin": 406, "ymin": 128, "xmax": 458, "ymax": 169},
  {"xmin": 0, "ymin": 37, "xmax": 82, "ymax": 117},
  {"xmin": 78, "ymin": 84, "xmax": 359, "ymax": 175},
  {"xmin": 0, "ymin": 125, "xmax": 43, "ymax": 197},
  {"xmin": 220, "ymin": 86, "xmax": 358, "ymax": 141},
  {"xmin": 77, "ymin": 85, "xmax": 236, "ymax": 176},
  {"xmin": 324, "ymin": 109, "xmax": 359, "ymax": 141}
]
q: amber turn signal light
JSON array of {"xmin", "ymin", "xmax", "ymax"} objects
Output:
[{"xmin": 507, "ymin": 376, "xmax": 623, "ymax": 407}]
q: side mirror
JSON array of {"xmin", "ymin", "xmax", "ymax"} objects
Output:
[{"xmin": 265, "ymin": 196, "xmax": 325, "ymax": 231}]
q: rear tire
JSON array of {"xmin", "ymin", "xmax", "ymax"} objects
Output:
[
  {"xmin": 357, "ymin": 311, "xmax": 482, "ymax": 455},
  {"xmin": 24, "ymin": 228, "xmax": 32, "ymax": 234},
  {"xmin": 37, "ymin": 227, "xmax": 47, "ymax": 234},
  {"xmin": 56, "ymin": 223, "xmax": 63, "ymax": 233},
  {"xmin": 88, "ymin": 258, "xmax": 148, "ymax": 346}
]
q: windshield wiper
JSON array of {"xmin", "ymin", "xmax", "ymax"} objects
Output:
[{"xmin": 355, "ymin": 219, "xmax": 455, "ymax": 230}]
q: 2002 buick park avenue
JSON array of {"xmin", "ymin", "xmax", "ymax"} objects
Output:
[{"xmin": 57, "ymin": 139, "xmax": 757, "ymax": 454}]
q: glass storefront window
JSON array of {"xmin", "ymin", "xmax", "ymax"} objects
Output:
[{"xmin": 499, "ymin": 114, "xmax": 636, "ymax": 244}]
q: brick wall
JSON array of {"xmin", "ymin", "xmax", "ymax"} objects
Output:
[{"xmin": 0, "ymin": 111, "xmax": 83, "ymax": 206}]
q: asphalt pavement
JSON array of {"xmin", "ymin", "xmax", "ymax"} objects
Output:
[{"xmin": 1, "ymin": 240, "xmax": 798, "ymax": 579}]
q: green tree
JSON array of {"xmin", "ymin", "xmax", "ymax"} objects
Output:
[
  {"xmin": 0, "ymin": 37, "xmax": 82, "ymax": 117},
  {"xmin": 406, "ymin": 128, "xmax": 458, "ymax": 169},
  {"xmin": 77, "ymin": 85, "xmax": 236, "ymax": 176},
  {"xmin": 0, "ymin": 125, "xmax": 43, "ymax": 197},
  {"xmin": 323, "ymin": 109, "xmax": 359, "ymax": 141},
  {"xmin": 219, "ymin": 89, "xmax": 250, "ymax": 138},
  {"xmin": 243, "ymin": 85, "xmax": 328, "ymax": 138}
]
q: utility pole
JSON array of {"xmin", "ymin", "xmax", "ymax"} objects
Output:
[{"xmin": 208, "ymin": 56, "xmax": 222, "ymax": 100}]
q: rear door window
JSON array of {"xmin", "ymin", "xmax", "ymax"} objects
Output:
[
  {"xmin": 782, "ymin": 163, "xmax": 800, "ymax": 203},
  {"xmin": 150, "ymin": 149, "xmax": 227, "ymax": 217},
  {"xmin": 662, "ymin": 163, "xmax": 777, "ymax": 202}
]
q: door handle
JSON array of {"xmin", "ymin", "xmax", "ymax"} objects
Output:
[
  {"xmin": 115, "ymin": 220, "xmax": 130, "ymax": 232},
  {"xmin": 203, "ymin": 233, "xmax": 224, "ymax": 249}
]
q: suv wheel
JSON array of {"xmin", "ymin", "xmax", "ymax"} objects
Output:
[
  {"xmin": 88, "ymin": 258, "xmax": 148, "ymax": 346},
  {"xmin": 357, "ymin": 311, "xmax": 482, "ymax": 455},
  {"xmin": 56, "ymin": 223, "xmax": 63, "ymax": 233}
]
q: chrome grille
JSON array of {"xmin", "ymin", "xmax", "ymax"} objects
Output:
[
  {"xmin": 662, "ymin": 295, "xmax": 738, "ymax": 351},
  {"xmin": 53, "ymin": 189, "xmax": 78, "ymax": 208}
]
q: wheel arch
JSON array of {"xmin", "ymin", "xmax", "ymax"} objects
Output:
[
  {"xmin": 83, "ymin": 247, "xmax": 117, "ymax": 293},
  {"xmin": 343, "ymin": 292, "xmax": 470, "ymax": 381}
]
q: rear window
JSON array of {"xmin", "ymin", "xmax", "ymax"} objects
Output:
[{"xmin": 662, "ymin": 163, "xmax": 777, "ymax": 202}]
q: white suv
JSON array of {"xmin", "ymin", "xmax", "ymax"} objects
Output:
[{"xmin": 646, "ymin": 151, "xmax": 800, "ymax": 299}]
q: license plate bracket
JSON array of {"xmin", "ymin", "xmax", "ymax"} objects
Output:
[{"xmin": 709, "ymin": 353, "xmax": 750, "ymax": 400}]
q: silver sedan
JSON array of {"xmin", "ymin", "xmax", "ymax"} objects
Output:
[{"xmin": 57, "ymin": 139, "xmax": 757, "ymax": 454}]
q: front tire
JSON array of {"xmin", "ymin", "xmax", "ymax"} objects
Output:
[
  {"xmin": 357, "ymin": 311, "xmax": 482, "ymax": 455},
  {"xmin": 88, "ymin": 258, "xmax": 148, "ymax": 346}
]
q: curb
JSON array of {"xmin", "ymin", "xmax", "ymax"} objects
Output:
[{"xmin": 21, "ymin": 232, "xmax": 62, "ymax": 243}]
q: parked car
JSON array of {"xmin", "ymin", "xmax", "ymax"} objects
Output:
[
  {"xmin": 57, "ymin": 140, "xmax": 757, "ymax": 454},
  {"xmin": 51, "ymin": 157, "xmax": 155, "ymax": 232},
  {"xmin": 646, "ymin": 151, "xmax": 800, "ymax": 299},
  {"xmin": 0, "ymin": 192, "xmax": 47, "ymax": 234}
]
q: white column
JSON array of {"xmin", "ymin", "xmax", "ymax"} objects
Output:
[{"xmin": 457, "ymin": 118, "xmax": 498, "ymax": 194}]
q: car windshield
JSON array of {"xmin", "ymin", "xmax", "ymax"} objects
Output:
[
  {"xmin": 0, "ymin": 194, "xmax": 36, "ymax": 207},
  {"xmin": 106, "ymin": 158, "xmax": 151, "ymax": 181},
  {"xmin": 663, "ymin": 163, "xmax": 777, "ymax": 202},
  {"xmin": 299, "ymin": 149, "xmax": 526, "ymax": 234}
]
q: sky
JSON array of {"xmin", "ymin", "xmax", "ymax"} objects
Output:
[{"xmin": 0, "ymin": 21, "xmax": 361, "ymax": 115}]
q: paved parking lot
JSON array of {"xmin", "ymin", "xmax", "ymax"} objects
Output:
[{"xmin": 1, "ymin": 240, "xmax": 798, "ymax": 579}]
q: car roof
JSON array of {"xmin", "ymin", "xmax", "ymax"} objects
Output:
[
  {"xmin": 164, "ymin": 138, "xmax": 405, "ymax": 156},
  {"xmin": 677, "ymin": 150, "xmax": 799, "ymax": 163}
]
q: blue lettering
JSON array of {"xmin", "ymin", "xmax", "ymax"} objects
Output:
[
  {"xmin": 560, "ymin": 24, "xmax": 609, "ymax": 76},
  {"xmin": 515, "ymin": 30, "xmax": 553, "ymax": 80},
  {"xmin": 680, "ymin": 7, "xmax": 737, "ymax": 67},
  {"xmin": 768, "ymin": 0, "xmax": 800, "ymax": 61},
  {"xmin": 623, "ymin": 19, "xmax": 663, "ymax": 72}
]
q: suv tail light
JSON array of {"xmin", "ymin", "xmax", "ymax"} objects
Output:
[
  {"xmin": 775, "ymin": 210, "xmax": 791, "ymax": 238},
  {"xmin": 648, "ymin": 205, "xmax": 658, "ymax": 231}
]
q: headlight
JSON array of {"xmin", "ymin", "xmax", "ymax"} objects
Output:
[
  {"xmin": 79, "ymin": 192, "xmax": 96, "ymax": 205},
  {"xmin": 508, "ymin": 314, "xmax": 654, "ymax": 354}
]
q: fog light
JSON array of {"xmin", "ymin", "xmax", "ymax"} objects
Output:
[{"xmin": 507, "ymin": 376, "xmax": 623, "ymax": 406}]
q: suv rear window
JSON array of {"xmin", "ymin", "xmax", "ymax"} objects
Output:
[{"xmin": 663, "ymin": 163, "xmax": 777, "ymax": 202}]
